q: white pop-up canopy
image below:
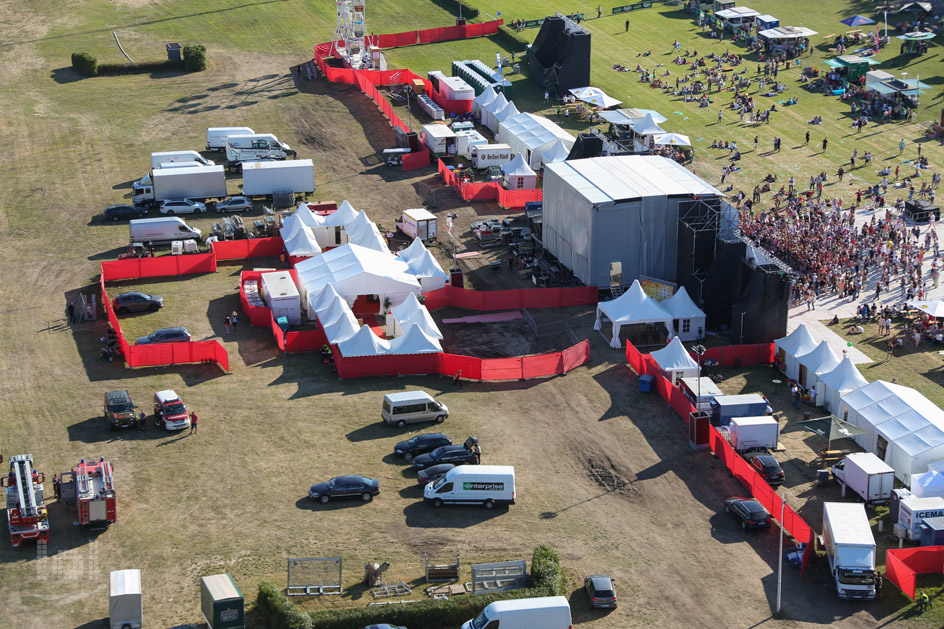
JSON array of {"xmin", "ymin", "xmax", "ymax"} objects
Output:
[
  {"xmin": 796, "ymin": 340, "xmax": 840, "ymax": 399},
  {"xmin": 388, "ymin": 293, "xmax": 443, "ymax": 339},
  {"xmin": 311, "ymin": 290, "xmax": 360, "ymax": 343},
  {"xmin": 473, "ymin": 86, "xmax": 497, "ymax": 118},
  {"xmin": 653, "ymin": 133, "xmax": 692, "ymax": 147},
  {"xmin": 912, "ymin": 469, "xmax": 944, "ymax": 498},
  {"xmin": 497, "ymin": 112, "xmax": 575, "ymax": 169},
  {"xmin": 397, "ymin": 239, "xmax": 448, "ymax": 291},
  {"xmin": 908, "ymin": 300, "xmax": 944, "ymax": 318},
  {"xmin": 322, "ymin": 200, "xmax": 359, "ymax": 227},
  {"xmin": 594, "ymin": 279, "xmax": 674, "ymax": 349},
  {"xmin": 631, "ymin": 113, "xmax": 666, "ymax": 136},
  {"xmin": 818, "ymin": 356, "xmax": 868, "ymax": 412},
  {"xmin": 649, "ymin": 337, "xmax": 699, "ymax": 385},
  {"xmin": 569, "ymin": 86, "xmax": 622, "ymax": 109},
  {"xmin": 282, "ymin": 225, "xmax": 322, "ymax": 257},
  {"xmin": 774, "ymin": 324, "xmax": 817, "ymax": 381},
  {"xmin": 385, "ymin": 323, "xmax": 443, "ymax": 354},
  {"xmin": 482, "ymin": 91, "xmax": 508, "ymax": 132},
  {"xmin": 503, "ymin": 153, "xmax": 538, "ymax": 190},
  {"xmin": 541, "ymin": 139, "xmax": 571, "ymax": 164},
  {"xmin": 660, "ymin": 286, "xmax": 706, "ymax": 341},
  {"xmin": 345, "ymin": 212, "xmax": 389, "ymax": 253},
  {"xmin": 337, "ymin": 324, "xmax": 391, "ymax": 357}
]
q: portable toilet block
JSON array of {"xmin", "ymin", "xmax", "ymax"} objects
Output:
[
  {"xmin": 639, "ymin": 375, "xmax": 655, "ymax": 393},
  {"xmin": 110, "ymin": 569, "xmax": 142, "ymax": 629},
  {"xmin": 920, "ymin": 517, "xmax": 944, "ymax": 546},
  {"xmin": 201, "ymin": 573, "xmax": 244, "ymax": 629}
]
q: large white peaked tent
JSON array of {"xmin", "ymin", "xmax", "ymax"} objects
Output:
[
  {"xmin": 482, "ymin": 91, "xmax": 508, "ymax": 132},
  {"xmin": 594, "ymin": 280, "xmax": 674, "ymax": 349},
  {"xmin": 541, "ymin": 139, "xmax": 571, "ymax": 165},
  {"xmin": 796, "ymin": 341, "xmax": 840, "ymax": 400},
  {"xmin": 473, "ymin": 86, "xmax": 497, "ymax": 118},
  {"xmin": 337, "ymin": 324, "xmax": 391, "ymax": 357},
  {"xmin": 281, "ymin": 225, "xmax": 322, "ymax": 257},
  {"xmin": 497, "ymin": 112, "xmax": 575, "ymax": 169},
  {"xmin": 649, "ymin": 337, "xmax": 699, "ymax": 385},
  {"xmin": 911, "ymin": 469, "xmax": 944, "ymax": 498},
  {"xmin": 774, "ymin": 324, "xmax": 817, "ymax": 381},
  {"xmin": 388, "ymin": 293, "xmax": 443, "ymax": 340},
  {"xmin": 503, "ymin": 153, "xmax": 538, "ymax": 190},
  {"xmin": 494, "ymin": 101, "xmax": 520, "ymax": 126},
  {"xmin": 818, "ymin": 356, "xmax": 868, "ymax": 412},
  {"xmin": 660, "ymin": 286, "xmax": 706, "ymax": 341},
  {"xmin": 397, "ymin": 238, "xmax": 448, "ymax": 291},
  {"xmin": 386, "ymin": 323, "xmax": 443, "ymax": 354}
]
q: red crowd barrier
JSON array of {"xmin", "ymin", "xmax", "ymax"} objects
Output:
[
  {"xmin": 439, "ymin": 159, "xmax": 542, "ymax": 209},
  {"xmin": 693, "ymin": 343, "xmax": 775, "ymax": 367},
  {"xmin": 423, "ymin": 285, "xmax": 598, "ymax": 311},
  {"xmin": 885, "ymin": 547, "xmax": 944, "ymax": 599},
  {"xmin": 375, "ymin": 31, "xmax": 418, "ymax": 48},
  {"xmin": 212, "ymin": 237, "xmax": 284, "ymax": 261},
  {"xmin": 402, "ymin": 149, "xmax": 431, "ymax": 171},
  {"xmin": 101, "ymin": 253, "xmax": 216, "ymax": 282},
  {"xmin": 335, "ymin": 352, "xmax": 443, "ymax": 378}
]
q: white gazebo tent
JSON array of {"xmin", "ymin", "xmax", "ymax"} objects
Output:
[
  {"xmin": 482, "ymin": 91, "xmax": 508, "ymax": 132},
  {"xmin": 405, "ymin": 250, "xmax": 448, "ymax": 291},
  {"xmin": 311, "ymin": 290, "xmax": 360, "ymax": 343},
  {"xmin": 796, "ymin": 340, "xmax": 840, "ymax": 400},
  {"xmin": 818, "ymin": 356, "xmax": 868, "ymax": 412},
  {"xmin": 337, "ymin": 324, "xmax": 391, "ymax": 357},
  {"xmin": 494, "ymin": 101, "xmax": 520, "ymax": 127},
  {"xmin": 652, "ymin": 133, "xmax": 692, "ymax": 147},
  {"xmin": 282, "ymin": 225, "xmax": 322, "ymax": 257},
  {"xmin": 387, "ymin": 293, "xmax": 443, "ymax": 339},
  {"xmin": 541, "ymin": 139, "xmax": 571, "ymax": 165},
  {"xmin": 497, "ymin": 112, "xmax": 575, "ymax": 169},
  {"xmin": 310, "ymin": 200, "xmax": 360, "ymax": 249},
  {"xmin": 503, "ymin": 153, "xmax": 538, "ymax": 190},
  {"xmin": 594, "ymin": 280, "xmax": 674, "ymax": 349},
  {"xmin": 774, "ymin": 324, "xmax": 817, "ymax": 381},
  {"xmin": 912, "ymin": 468, "xmax": 944, "ymax": 498},
  {"xmin": 473, "ymin": 86, "xmax": 497, "ymax": 119},
  {"xmin": 385, "ymin": 323, "xmax": 443, "ymax": 354},
  {"xmin": 649, "ymin": 337, "xmax": 699, "ymax": 385},
  {"xmin": 569, "ymin": 86, "xmax": 622, "ymax": 109},
  {"xmin": 660, "ymin": 286, "xmax": 705, "ymax": 341},
  {"xmin": 630, "ymin": 113, "xmax": 666, "ymax": 152},
  {"xmin": 907, "ymin": 300, "xmax": 944, "ymax": 318}
]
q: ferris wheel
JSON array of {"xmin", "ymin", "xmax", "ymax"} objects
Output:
[{"xmin": 331, "ymin": 0, "xmax": 384, "ymax": 70}]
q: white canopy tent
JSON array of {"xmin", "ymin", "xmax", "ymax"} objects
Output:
[
  {"xmin": 482, "ymin": 91, "xmax": 508, "ymax": 132},
  {"xmin": 649, "ymin": 337, "xmax": 699, "ymax": 385},
  {"xmin": 397, "ymin": 238, "xmax": 448, "ymax": 291},
  {"xmin": 594, "ymin": 280, "xmax": 674, "ymax": 349},
  {"xmin": 908, "ymin": 300, "xmax": 944, "ymax": 318},
  {"xmin": 322, "ymin": 200, "xmax": 359, "ymax": 227},
  {"xmin": 653, "ymin": 133, "xmax": 692, "ymax": 147},
  {"xmin": 818, "ymin": 356, "xmax": 868, "ymax": 412},
  {"xmin": 473, "ymin": 86, "xmax": 497, "ymax": 118},
  {"xmin": 503, "ymin": 153, "xmax": 538, "ymax": 190},
  {"xmin": 660, "ymin": 286, "xmax": 705, "ymax": 341},
  {"xmin": 630, "ymin": 113, "xmax": 666, "ymax": 152},
  {"xmin": 281, "ymin": 225, "xmax": 322, "ymax": 257},
  {"xmin": 309, "ymin": 284, "xmax": 344, "ymax": 313},
  {"xmin": 837, "ymin": 380, "xmax": 944, "ymax": 484},
  {"xmin": 497, "ymin": 112, "xmax": 575, "ymax": 169},
  {"xmin": 345, "ymin": 212, "xmax": 389, "ymax": 253},
  {"xmin": 387, "ymin": 293, "xmax": 443, "ymax": 339},
  {"xmin": 796, "ymin": 341, "xmax": 840, "ymax": 399},
  {"xmin": 569, "ymin": 86, "xmax": 622, "ymax": 109},
  {"xmin": 322, "ymin": 310, "xmax": 359, "ymax": 344},
  {"xmin": 337, "ymin": 324, "xmax": 391, "ymax": 357},
  {"xmin": 385, "ymin": 323, "xmax": 443, "ymax": 354},
  {"xmin": 541, "ymin": 139, "xmax": 571, "ymax": 165},
  {"xmin": 912, "ymin": 469, "xmax": 944, "ymax": 498},
  {"xmin": 494, "ymin": 101, "xmax": 520, "ymax": 127},
  {"xmin": 774, "ymin": 324, "xmax": 817, "ymax": 381},
  {"xmin": 311, "ymin": 290, "xmax": 360, "ymax": 343}
]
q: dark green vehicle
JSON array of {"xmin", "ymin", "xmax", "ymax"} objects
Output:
[{"xmin": 104, "ymin": 390, "xmax": 141, "ymax": 431}]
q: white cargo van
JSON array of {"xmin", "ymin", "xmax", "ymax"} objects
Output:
[
  {"xmin": 129, "ymin": 217, "xmax": 202, "ymax": 245},
  {"xmin": 206, "ymin": 127, "xmax": 255, "ymax": 152},
  {"xmin": 226, "ymin": 133, "xmax": 294, "ymax": 155},
  {"xmin": 382, "ymin": 391, "xmax": 448, "ymax": 428},
  {"xmin": 424, "ymin": 465, "xmax": 515, "ymax": 509},
  {"xmin": 462, "ymin": 596, "xmax": 571, "ymax": 629},
  {"xmin": 151, "ymin": 151, "xmax": 215, "ymax": 169}
]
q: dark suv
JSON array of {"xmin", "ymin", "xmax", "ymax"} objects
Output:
[
  {"xmin": 113, "ymin": 291, "xmax": 163, "ymax": 314},
  {"xmin": 412, "ymin": 437, "xmax": 480, "ymax": 470},
  {"xmin": 394, "ymin": 433, "xmax": 452, "ymax": 460},
  {"xmin": 104, "ymin": 390, "xmax": 140, "ymax": 431}
]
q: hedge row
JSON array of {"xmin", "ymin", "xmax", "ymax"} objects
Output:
[
  {"xmin": 98, "ymin": 60, "xmax": 184, "ymax": 75},
  {"xmin": 69, "ymin": 44, "xmax": 206, "ymax": 78},
  {"xmin": 256, "ymin": 545, "xmax": 565, "ymax": 629}
]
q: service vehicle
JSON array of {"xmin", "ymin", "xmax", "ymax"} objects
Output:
[
  {"xmin": 724, "ymin": 496, "xmax": 771, "ymax": 530},
  {"xmin": 129, "ymin": 217, "xmax": 202, "ymax": 245},
  {"xmin": 104, "ymin": 390, "xmax": 141, "ymax": 430},
  {"xmin": 382, "ymin": 391, "xmax": 448, "ymax": 428},
  {"xmin": 728, "ymin": 416, "xmax": 779, "ymax": 452},
  {"xmin": 308, "ymin": 475, "xmax": 380, "ymax": 504},
  {"xmin": 823, "ymin": 502, "xmax": 877, "ymax": 599},
  {"xmin": 584, "ymin": 574, "xmax": 617, "ymax": 609},
  {"xmin": 110, "ymin": 569, "xmax": 143, "ymax": 629},
  {"xmin": 112, "ymin": 292, "xmax": 163, "ymax": 314},
  {"xmin": 832, "ymin": 452, "xmax": 895, "ymax": 505},
  {"xmin": 470, "ymin": 143, "xmax": 513, "ymax": 169},
  {"xmin": 226, "ymin": 133, "xmax": 294, "ymax": 155},
  {"xmin": 241, "ymin": 159, "xmax": 315, "ymax": 198},
  {"xmin": 153, "ymin": 390, "xmax": 191, "ymax": 431},
  {"xmin": 898, "ymin": 495, "xmax": 944, "ymax": 540},
  {"xmin": 461, "ymin": 596, "xmax": 571, "ymax": 629},
  {"xmin": 398, "ymin": 208, "xmax": 438, "ymax": 241},
  {"xmin": 151, "ymin": 150, "xmax": 215, "ymax": 169},
  {"xmin": 413, "ymin": 437, "xmax": 479, "ymax": 470},
  {"xmin": 206, "ymin": 126, "xmax": 255, "ymax": 152},
  {"xmin": 135, "ymin": 327, "xmax": 191, "ymax": 345},
  {"xmin": 2, "ymin": 454, "xmax": 49, "ymax": 547},
  {"xmin": 132, "ymin": 165, "xmax": 227, "ymax": 208},
  {"xmin": 423, "ymin": 464, "xmax": 514, "ymax": 509},
  {"xmin": 56, "ymin": 457, "xmax": 117, "ymax": 526},
  {"xmin": 394, "ymin": 433, "xmax": 452, "ymax": 460}
]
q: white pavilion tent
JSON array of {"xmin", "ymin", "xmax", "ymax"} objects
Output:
[
  {"xmin": 473, "ymin": 86, "xmax": 497, "ymax": 118},
  {"xmin": 497, "ymin": 112, "xmax": 575, "ymax": 169},
  {"xmin": 796, "ymin": 340, "xmax": 840, "ymax": 399},
  {"xmin": 660, "ymin": 286, "xmax": 706, "ymax": 341},
  {"xmin": 594, "ymin": 280, "xmax": 674, "ymax": 349},
  {"xmin": 337, "ymin": 324, "xmax": 391, "ymax": 357},
  {"xmin": 387, "ymin": 293, "xmax": 443, "ymax": 339},
  {"xmin": 541, "ymin": 139, "xmax": 571, "ymax": 165},
  {"xmin": 569, "ymin": 86, "xmax": 622, "ymax": 109},
  {"xmin": 503, "ymin": 153, "xmax": 538, "ymax": 190},
  {"xmin": 281, "ymin": 225, "xmax": 322, "ymax": 257},
  {"xmin": 774, "ymin": 324, "xmax": 817, "ymax": 381},
  {"xmin": 649, "ymin": 337, "xmax": 699, "ymax": 385},
  {"xmin": 907, "ymin": 300, "xmax": 944, "ymax": 318},
  {"xmin": 818, "ymin": 356, "xmax": 868, "ymax": 412},
  {"xmin": 482, "ymin": 91, "xmax": 508, "ymax": 132},
  {"xmin": 630, "ymin": 113, "xmax": 666, "ymax": 152},
  {"xmin": 385, "ymin": 323, "xmax": 443, "ymax": 354},
  {"xmin": 494, "ymin": 101, "xmax": 520, "ymax": 127}
]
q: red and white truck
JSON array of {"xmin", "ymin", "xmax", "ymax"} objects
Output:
[
  {"xmin": 2, "ymin": 454, "xmax": 50, "ymax": 547},
  {"xmin": 56, "ymin": 458, "xmax": 117, "ymax": 526}
]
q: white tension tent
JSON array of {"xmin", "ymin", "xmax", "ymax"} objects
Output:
[
  {"xmin": 774, "ymin": 324, "xmax": 817, "ymax": 382},
  {"xmin": 595, "ymin": 280, "xmax": 674, "ymax": 349},
  {"xmin": 796, "ymin": 340, "xmax": 840, "ymax": 402},
  {"xmin": 497, "ymin": 112, "xmax": 575, "ymax": 169},
  {"xmin": 649, "ymin": 337, "xmax": 699, "ymax": 385},
  {"xmin": 818, "ymin": 356, "xmax": 868, "ymax": 413},
  {"xmin": 503, "ymin": 153, "xmax": 538, "ymax": 190},
  {"xmin": 660, "ymin": 286, "xmax": 706, "ymax": 342},
  {"xmin": 543, "ymin": 155, "xmax": 722, "ymax": 287}
]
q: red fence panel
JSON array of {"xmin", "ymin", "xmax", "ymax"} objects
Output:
[
  {"xmin": 561, "ymin": 340, "xmax": 590, "ymax": 372},
  {"xmin": 496, "ymin": 187, "xmax": 543, "ymax": 209},
  {"xmin": 429, "ymin": 89, "xmax": 474, "ymax": 115},
  {"xmin": 101, "ymin": 259, "xmax": 145, "ymax": 281},
  {"xmin": 886, "ymin": 549, "xmax": 918, "ymax": 599},
  {"xmin": 460, "ymin": 182, "xmax": 499, "ymax": 202},
  {"xmin": 402, "ymin": 149, "xmax": 431, "ymax": 171},
  {"xmin": 423, "ymin": 287, "xmax": 451, "ymax": 310},
  {"xmin": 176, "ymin": 253, "xmax": 217, "ymax": 275},
  {"xmin": 481, "ymin": 357, "xmax": 523, "ymax": 381},
  {"xmin": 697, "ymin": 343, "xmax": 774, "ymax": 367},
  {"xmin": 212, "ymin": 240, "xmax": 249, "ymax": 260},
  {"xmin": 246, "ymin": 237, "xmax": 285, "ymax": 258},
  {"xmin": 285, "ymin": 329, "xmax": 322, "ymax": 353},
  {"xmin": 440, "ymin": 353, "xmax": 483, "ymax": 381},
  {"xmin": 521, "ymin": 352, "xmax": 562, "ymax": 379},
  {"xmin": 669, "ymin": 385, "xmax": 697, "ymax": 424},
  {"xmin": 335, "ymin": 352, "xmax": 442, "ymax": 378},
  {"xmin": 451, "ymin": 288, "xmax": 486, "ymax": 310},
  {"xmin": 481, "ymin": 290, "xmax": 523, "ymax": 310},
  {"xmin": 270, "ymin": 314, "xmax": 287, "ymax": 352},
  {"xmin": 376, "ymin": 31, "xmax": 418, "ymax": 48},
  {"xmin": 625, "ymin": 341, "xmax": 647, "ymax": 375}
]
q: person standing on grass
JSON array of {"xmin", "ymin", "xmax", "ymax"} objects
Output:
[
  {"xmin": 190, "ymin": 411, "xmax": 198, "ymax": 434},
  {"xmin": 452, "ymin": 369, "xmax": 463, "ymax": 388},
  {"xmin": 900, "ymin": 139, "xmax": 906, "ymax": 155},
  {"xmin": 597, "ymin": 4, "xmax": 601, "ymax": 18},
  {"xmin": 224, "ymin": 314, "xmax": 231, "ymax": 334},
  {"xmin": 718, "ymin": 109, "xmax": 722, "ymax": 124},
  {"xmin": 887, "ymin": 339, "xmax": 894, "ymax": 360},
  {"xmin": 753, "ymin": 136, "xmax": 758, "ymax": 152},
  {"xmin": 822, "ymin": 137, "xmax": 828, "ymax": 152},
  {"xmin": 625, "ymin": 19, "xmax": 629, "ymax": 32},
  {"xmin": 805, "ymin": 130, "xmax": 810, "ymax": 145}
]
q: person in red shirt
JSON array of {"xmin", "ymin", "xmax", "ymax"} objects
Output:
[{"xmin": 190, "ymin": 411, "xmax": 198, "ymax": 434}]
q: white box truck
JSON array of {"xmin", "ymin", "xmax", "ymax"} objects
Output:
[
  {"xmin": 832, "ymin": 453, "xmax": 895, "ymax": 505},
  {"xmin": 130, "ymin": 217, "xmax": 202, "ymax": 245},
  {"xmin": 898, "ymin": 495, "xmax": 944, "ymax": 540},
  {"xmin": 137, "ymin": 160, "xmax": 207, "ymax": 187},
  {"xmin": 241, "ymin": 160, "xmax": 316, "ymax": 198},
  {"xmin": 151, "ymin": 150, "xmax": 215, "ymax": 169},
  {"xmin": 424, "ymin": 465, "xmax": 515, "ymax": 509},
  {"xmin": 399, "ymin": 208, "xmax": 437, "ymax": 241},
  {"xmin": 471, "ymin": 143, "xmax": 513, "ymax": 169},
  {"xmin": 728, "ymin": 416, "xmax": 779, "ymax": 452},
  {"xmin": 132, "ymin": 165, "xmax": 227, "ymax": 208},
  {"xmin": 261, "ymin": 271, "xmax": 301, "ymax": 325},
  {"xmin": 207, "ymin": 127, "xmax": 255, "ymax": 152},
  {"xmin": 421, "ymin": 124, "xmax": 457, "ymax": 157},
  {"xmin": 439, "ymin": 76, "xmax": 475, "ymax": 101},
  {"xmin": 109, "ymin": 569, "xmax": 142, "ymax": 629},
  {"xmin": 461, "ymin": 596, "xmax": 572, "ymax": 629},
  {"xmin": 822, "ymin": 502, "xmax": 877, "ymax": 600}
]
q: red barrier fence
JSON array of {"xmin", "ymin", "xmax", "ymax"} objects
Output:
[
  {"xmin": 212, "ymin": 237, "xmax": 284, "ymax": 261},
  {"xmin": 885, "ymin": 547, "xmax": 944, "ymax": 599},
  {"xmin": 239, "ymin": 271, "xmax": 275, "ymax": 327},
  {"xmin": 693, "ymin": 343, "xmax": 775, "ymax": 367},
  {"xmin": 402, "ymin": 148, "xmax": 431, "ymax": 171},
  {"xmin": 423, "ymin": 285, "xmax": 598, "ymax": 311},
  {"xmin": 436, "ymin": 159, "xmax": 543, "ymax": 209},
  {"xmin": 101, "ymin": 253, "xmax": 217, "ymax": 282}
]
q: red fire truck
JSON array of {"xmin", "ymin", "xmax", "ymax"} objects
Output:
[
  {"xmin": 2, "ymin": 454, "xmax": 50, "ymax": 547},
  {"xmin": 56, "ymin": 458, "xmax": 117, "ymax": 526}
]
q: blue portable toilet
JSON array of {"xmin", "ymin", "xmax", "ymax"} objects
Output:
[
  {"xmin": 920, "ymin": 517, "xmax": 944, "ymax": 546},
  {"xmin": 639, "ymin": 375, "xmax": 655, "ymax": 393}
]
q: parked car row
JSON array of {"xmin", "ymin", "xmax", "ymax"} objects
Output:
[
  {"xmin": 103, "ymin": 389, "xmax": 192, "ymax": 432},
  {"xmin": 101, "ymin": 195, "xmax": 254, "ymax": 222}
]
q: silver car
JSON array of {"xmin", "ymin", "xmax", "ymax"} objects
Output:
[
  {"xmin": 160, "ymin": 199, "xmax": 206, "ymax": 215},
  {"xmin": 215, "ymin": 196, "xmax": 252, "ymax": 213}
]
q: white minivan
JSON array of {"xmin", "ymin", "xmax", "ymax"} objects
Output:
[
  {"xmin": 382, "ymin": 391, "xmax": 448, "ymax": 428},
  {"xmin": 462, "ymin": 596, "xmax": 572, "ymax": 629},
  {"xmin": 206, "ymin": 126, "xmax": 255, "ymax": 152},
  {"xmin": 424, "ymin": 465, "xmax": 515, "ymax": 509},
  {"xmin": 129, "ymin": 217, "xmax": 202, "ymax": 245}
]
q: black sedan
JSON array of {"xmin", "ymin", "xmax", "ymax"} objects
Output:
[
  {"xmin": 416, "ymin": 463, "xmax": 454, "ymax": 485},
  {"xmin": 585, "ymin": 574, "xmax": 617, "ymax": 609},
  {"xmin": 394, "ymin": 433, "xmax": 452, "ymax": 460},
  {"xmin": 103, "ymin": 204, "xmax": 147, "ymax": 221},
  {"xmin": 113, "ymin": 291, "xmax": 163, "ymax": 314},
  {"xmin": 412, "ymin": 444, "xmax": 479, "ymax": 470},
  {"xmin": 749, "ymin": 454, "xmax": 785, "ymax": 485},
  {"xmin": 309, "ymin": 475, "xmax": 380, "ymax": 504},
  {"xmin": 724, "ymin": 497, "xmax": 771, "ymax": 530},
  {"xmin": 135, "ymin": 326, "xmax": 191, "ymax": 345}
]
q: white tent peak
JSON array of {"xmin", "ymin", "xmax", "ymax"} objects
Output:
[
  {"xmin": 337, "ymin": 324, "xmax": 391, "ymax": 357},
  {"xmin": 797, "ymin": 340, "xmax": 841, "ymax": 375},
  {"xmin": 775, "ymin": 324, "xmax": 817, "ymax": 357},
  {"xmin": 390, "ymin": 293, "xmax": 443, "ymax": 340},
  {"xmin": 309, "ymin": 283, "xmax": 343, "ymax": 313},
  {"xmin": 504, "ymin": 153, "xmax": 536, "ymax": 177},
  {"xmin": 405, "ymin": 248, "xmax": 448, "ymax": 279},
  {"xmin": 474, "ymin": 86, "xmax": 496, "ymax": 109},
  {"xmin": 487, "ymin": 91, "xmax": 508, "ymax": 113},
  {"xmin": 650, "ymin": 337, "xmax": 699, "ymax": 371},
  {"xmin": 631, "ymin": 113, "xmax": 665, "ymax": 136},
  {"xmin": 282, "ymin": 225, "xmax": 322, "ymax": 257},
  {"xmin": 386, "ymin": 323, "xmax": 443, "ymax": 354},
  {"xmin": 661, "ymin": 286, "xmax": 705, "ymax": 319},
  {"xmin": 323, "ymin": 200, "xmax": 359, "ymax": 227},
  {"xmin": 542, "ymin": 139, "xmax": 571, "ymax": 164},
  {"xmin": 398, "ymin": 237, "xmax": 428, "ymax": 263},
  {"xmin": 819, "ymin": 356, "xmax": 868, "ymax": 391},
  {"xmin": 495, "ymin": 101, "xmax": 520, "ymax": 123}
]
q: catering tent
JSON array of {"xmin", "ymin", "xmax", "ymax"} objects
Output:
[
  {"xmin": 818, "ymin": 356, "xmax": 868, "ymax": 412},
  {"xmin": 337, "ymin": 324, "xmax": 391, "ymax": 357},
  {"xmin": 594, "ymin": 280, "xmax": 674, "ymax": 349},
  {"xmin": 282, "ymin": 225, "xmax": 322, "ymax": 258},
  {"xmin": 494, "ymin": 101, "xmax": 521, "ymax": 127},
  {"xmin": 630, "ymin": 113, "xmax": 667, "ymax": 152},
  {"xmin": 404, "ymin": 249, "xmax": 448, "ymax": 291},
  {"xmin": 482, "ymin": 91, "xmax": 508, "ymax": 132},
  {"xmin": 912, "ymin": 469, "xmax": 944, "ymax": 498},
  {"xmin": 569, "ymin": 86, "xmax": 622, "ymax": 109},
  {"xmin": 503, "ymin": 153, "xmax": 538, "ymax": 190},
  {"xmin": 796, "ymin": 340, "xmax": 841, "ymax": 399},
  {"xmin": 908, "ymin": 300, "xmax": 944, "ymax": 318},
  {"xmin": 774, "ymin": 324, "xmax": 817, "ymax": 381},
  {"xmin": 497, "ymin": 112, "xmax": 576, "ymax": 169},
  {"xmin": 660, "ymin": 286, "xmax": 706, "ymax": 341},
  {"xmin": 653, "ymin": 133, "xmax": 692, "ymax": 147},
  {"xmin": 473, "ymin": 86, "xmax": 497, "ymax": 118},
  {"xmin": 386, "ymin": 323, "xmax": 443, "ymax": 354},
  {"xmin": 837, "ymin": 380, "xmax": 944, "ymax": 484},
  {"xmin": 541, "ymin": 139, "xmax": 571, "ymax": 164},
  {"xmin": 295, "ymin": 243, "xmax": 421, "ymax": 312},
  {"xmin": 649, "ymin": 337, "xmax": 699, "ymax": 385},
  {"xmin": 388, "ymin": 293, "xmax": 443, "ymax": 339}
]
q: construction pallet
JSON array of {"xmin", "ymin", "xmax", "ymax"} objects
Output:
[{"xmin": 372, "ymin": 580, "xmax": 412, "ymax": 598}]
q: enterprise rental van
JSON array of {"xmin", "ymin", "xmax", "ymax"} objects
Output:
[
  {"xmin": 424, "ymin": 465, "xmax": 515, "ymax": 509},
  {"xmin": 462, "ymin": 596, "xmax": 572, "ymax": 629}
]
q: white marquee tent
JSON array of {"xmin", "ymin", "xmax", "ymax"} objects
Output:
[
  {"xmin": 649, "ymin": 337, "xmax": 699, "ymax": 385},
  {"xmin": 337, "ymin": 324, "xmax": 391, "ymax": 357},
  {"xmin": 660, "ymin": 286, "xmax": 706, "ymax": 341},
  {"xmin": 837, "ymin": 380, "xmax": 944, "ymax": 484},
  {"xmin": 796, "ymin": 340, "xmax": 840, "ymax": 399},
  {"xmin": 541, "ymin": 139, "xmax": 571, "ymax": 165},
  {"xmin": 386, "ymin": 323, "xmax": 443, "ymax": 354},
  {"xmin": 310, "ymin": 290, "xmax": 360, "ymax": 343},
  {"xmin": 397, "ymin": 239, "xmax": 448, "ymax": 291},
  {"xmin": 907, "ymin": 300, "xmax": 944, "ymax": 318},
  {"xmin": 569, "ymin": 86, "xmax": 622, "ymax": 109},
  {"xmin": 818, "ymin": 356, "xmax": 868, "ymax": 412},
  {"xmin": 594, "ymin": 280, "xmax": 674, "ymax": 349},
  {"xmin": 281, "ymin": 225, "xmax": 322, "ymax": 257},
  {"xmin": 388, "ymin": 293, "xmax": 443, "ymax": 340},
  {"xmin": 503, "ymin": 153, "xmax": 538, "ymax": 190},
  {"xmin": 630, "ymin": 113, "xmax": 666, "ymax": 151},
  {"xmin": 497, "ymin": 112, "xmax": 575, "ymax": 169},
  {"xmin": 911, "ymin": 468, "xmax": 944, "ymax": 498},
  {"xmin": 482, "ymin": 91, "xmax": 508, "ymax": 132},
  {"xmin": 473, "ymin": 86, "xmax": 497, "ymax": 118},
  {"xmin": 774, "ymin": 324, "xmax": 817, "ymax": 381},
  {"xmin": 494, "ymin": 100, "xmax": 520, "ymax": 127}
]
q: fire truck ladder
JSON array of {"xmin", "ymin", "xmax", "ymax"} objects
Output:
[{"xmin": 12, "ymin": 455, "xmax": 39, "ymax": 518}]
